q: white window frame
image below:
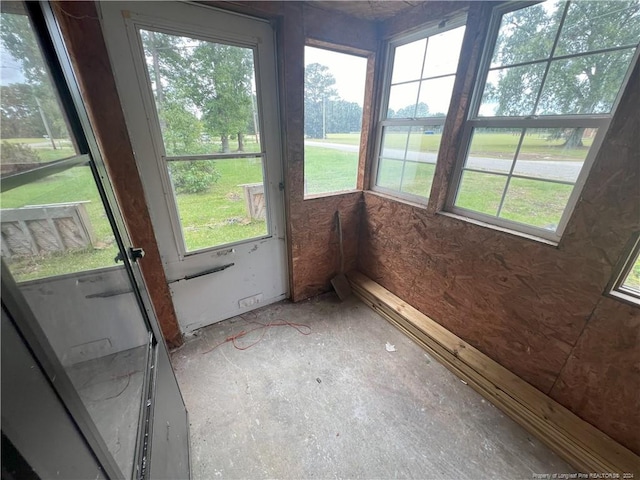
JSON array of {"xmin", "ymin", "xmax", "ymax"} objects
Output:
[
  {"xmin": 371, "ymin": 17, "xmax": 466, "ymax": 205},
  {"xmin": 446, "ymin": 1, "xmax": 640, "ymax": 242},
  {"xmin": 608, "ymin": 232, "xmax": 640, "ymax": 306}
]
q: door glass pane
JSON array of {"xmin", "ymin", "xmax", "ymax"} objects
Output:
[
  {"xmin": 140, "ymin": 29, "xmax": 260, "ymax": 156},
  {"xmin": 139, "ymin": 28, "xmax": 269, "ymax": 251},
  {"xmin": 1, "ymin": 5, "xmax": 150, "ymax": 478},
  {"xmin": 168, "ymin": 157, "xmax": 268, "ymax": 251}
]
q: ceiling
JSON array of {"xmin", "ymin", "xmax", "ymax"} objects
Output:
[{"xmin": 308, "ymin": 1, "xmax": 422, "ymax": 21}]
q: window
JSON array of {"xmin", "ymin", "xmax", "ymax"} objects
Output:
[
  {"xmin": 372, "ymin": 23, "xmax": 466, "ymax": 203},
  {"xmin": 304, "ymin": 46, "xmax": 367, "ymax": 197},
  {"xmin": 609, "ymin": 233, "xmax": 640, "ymax": 305},
  {"xmin": 449, "ymin": 1, "xmax": 640, "ymax": 241}
]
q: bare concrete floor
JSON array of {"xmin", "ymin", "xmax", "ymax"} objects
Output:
[{"xmin": 171, "ymin": 294, "xmax": 572, "ymax": 479}]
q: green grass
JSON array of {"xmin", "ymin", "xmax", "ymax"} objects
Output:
[
  {"xmin": 1, "ymin": 166, "xmax": 117, "ymax": 281},
  {"xmin": 314, "ymin": 132, "xmax": 593, "ymax": 161},
  {"xmin": 304, "ymin": 146, "xmax": 358, "ymax": 195},
  {"xmin": 1, "ymin": 135, "xmax": 588, "ymax": 282},
  {"xmin": 172, "ymin": 157, "xmax": 267, "ymax": 251}
]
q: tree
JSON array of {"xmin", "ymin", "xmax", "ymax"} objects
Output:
[
  {"xmin": 0, "ymin": 12, "xmax": 69, "ymax": 144},
  {"xmin": 304, "ymin": 63, "xmax": 337, "ymax": 138},
  {"xmin": 1, "ymin": 83, "xmax": 42, "ymax": 138},
  {"xmin": 326, "ymin": 100, "xmax": 363, "ymax": 134},
  {"xmin": 491, "ymin": 1, "xmax": 640, "ymax": 147},
  {"xmin": 393, "ymin": 102, "xmax": 430, "ymax": 119}
]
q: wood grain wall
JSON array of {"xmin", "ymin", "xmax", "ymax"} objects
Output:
[
  {"xmin": 358, "ymin": 5, "xmax": 640, "ymax": 454},
  {"xmin": 53, "ymin": 2, "xmax": 183, "ymax": 347}
]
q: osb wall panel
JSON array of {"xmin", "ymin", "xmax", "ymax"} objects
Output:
[
  {"xmin": 550, "ymin": 298, "xmax": 640, "ymax": 454},
  {"xmin": 279, "ymin": 3, "xmax": 374, "ymax": 301},
  {"xmin": 303, "ymin": 4, "xmax": 377, "ymax": 52},
  {"xmin": 358, "ymin": 34, "xmax": 640, "ymax": 453},
  {"xmin": 54, "ymin": 2, "xmax": 182, "ymax": 347}
]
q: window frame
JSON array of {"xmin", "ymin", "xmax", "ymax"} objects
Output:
[
  {"xmin": 371, "ymin": 16, "xmax": 467, "ymax": 205},
  {"xmin": 608, "ymin": 232, "xmax": 640, "ymax": 306},
  {"xmin": 302, "ymin": 42, "xmax": 370, "ymax": 199},
  {"xmin": 445, "ymin": 1, "xmax": 640, "ymax": 242}
]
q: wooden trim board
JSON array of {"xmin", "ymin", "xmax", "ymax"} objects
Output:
[{"xmin": 347, "ymin": 271, "xmax": 640, "ymax": 475}]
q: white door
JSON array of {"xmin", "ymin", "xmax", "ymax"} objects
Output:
[{"xmin": 100, "ymin": 2, "xmax": 288, "ymax": 333}]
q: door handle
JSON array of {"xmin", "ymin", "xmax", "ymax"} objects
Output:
[{"xmin": 114, "ymin": 247, "xmax": 146, "ymax": 263}]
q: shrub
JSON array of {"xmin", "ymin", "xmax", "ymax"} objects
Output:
[
  {"xmin": 1, "ymin": 141, "xmax": 40, "ymax": 164},
  {"xmin": 168, "ymin": 160, "xmax": 220, "ymax": 194}
]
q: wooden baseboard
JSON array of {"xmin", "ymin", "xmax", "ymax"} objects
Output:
[{"xmin": 347, "ymin": 271, "xmax": 640, "ymax": 475}]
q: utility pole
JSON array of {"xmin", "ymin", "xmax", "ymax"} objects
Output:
[{"xmin": 35, "ymin": 96, "xmax": 56, "ymax": 150}]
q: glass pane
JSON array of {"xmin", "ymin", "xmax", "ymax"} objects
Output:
[
  {"xmin": 455, "ymin": 170, "xmax": 507, "ymax": 216},
  {"xmin": 387, "ymin": 81, "xmax": 419, "ymax": 118},
  {"xmin": 376, "ymin": 158, "xmax": 404, "ymax": 191},
  {"xmin": 417, "ymin": 76, "xmax": 456, "ymax": 117},
  {"xmin": 500, "ymin": 178, "xmax": 573, "ymax": 231},
  {"xmin": 536, "ymin": 50, "xmax": 635, "ymax": 115},
  {"xmin": 304, "ymin": 146, "xmax": 358, "ymax": 196},
  {"xmin": 1, "ymin": 8, "xmax": 150, "ymax": 478},
  {"xmin": 400, "ymin": 161, "xmax": 436, "ymax": 197},
  {"xmin": 479, "ymin": 64, "xmax": 545, "ymax": 117},
  {"xmin": 139, "ymin": 30, "xmax": 260, "ymax": 155},
  {"xmin": 303, "ymin": 46, "xmax": 365, "ymax": 196},
  {"xmin": 513, "ymin": 128, "xmax": 595, "ymax": 182},
  {"xmin": 0, "ymin": 7, "xmax": 78, "ymax": 172},
  {"xmin": 391, "ymin": 39, "xmax": 426, "ymax": 84},
  {"xmin": 1, "ymin": 164, "xmax": 118, "ymax": 281},
  {"xmin": 168, "ymin": 157, "xmax": 268, "ymax": 251},
  {"xmin": 422, "ymin": 25, "xmax": 466, "ymax": 78},
  {"xmin": 556, "ymin": 1, "xmax": 640, "ymax": 56},
  {"xmin": 407, "ymin": 125, "xmax": 442, "ymax": 163},
  {"xmin": 464, "ymin": 128, "xmax": 520, "ymax": 174},
  {"xmin": 380, "ymin": 126, "xmax": 410, "ymax": 160},
  {"xmin": 490, "ymin": 1, "xmax": 562, "ymax": 68}
]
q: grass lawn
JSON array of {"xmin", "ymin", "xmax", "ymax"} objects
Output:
[
  {"xmin": 313, "ymin": 132, "xmax": 592, "ymax": 161},
  {"xmin": 0, "ymin": 135, "xmax": 608, "ymax": 283}
]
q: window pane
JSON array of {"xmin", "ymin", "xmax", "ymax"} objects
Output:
[
  {"xmin": 464, "ymin": 128, "xmax": 520, "ymax": 174},
  {"xmin": 303, "ymin": 47, "xmax": 365, "ymax": 196},
  {"xmin": 1, "ymin": 10, "xmax": 78, "ymax": 172},
  {"xmin": 407, "ymin": 126, "xmax": 442, "ymax": 162},
  {"xmin": 140, "ymin": 30, "xmax": 260, "ymax": 156},
  {"xmin": 391, "ymin": 39, "xmax": 426, "ymax": 84},
  {"xmin": 417, "ymin": 76, "xmax": 456, "ymax": 117},
  {"xmin": 479, "ymin": 64, "xmax": 545, "ymax": 117},
  {"xmin": 1, "ymin": 164, "xmax": 118, "ymax": 282},
  {"xmin": 423, "ymin": 26, "xmax": 466, "ymax": 78},
  {"xmin": 168, "ymin": 158, "xmax": 267, "ymax": 251},
  {"xmin": 536, "ymin": 50, "xmax": 635, "ymax": 115},
  {"xmin": 388, "ymin": 81, "xmax": 420, "ymax": 118},
  {"xmin": 304, "ymin": 146, "xmax": 358, "ymax": 196},
  {"xmin": 556, "ymin": 2, "xmax": 640, "ymax": 57},
  {"xmin": 490, "ymin": 1, "xmax": 562, "ymax": 68},
  {"xmin": 513, "ymin": 128, "xmax": 595, "ymax": 182},
  {"xmin": 400, "ymin": 161, "xmax": 436, "ymax": 197},
  {"xmin": 381, "ymin": 126, "xmax": 410, "ymax": 160},
  {"xmin": 376, "ymin": 158, "xmax": 404, "ymax": 191},
  {"xmin": 500, "ymin": 178, "xmax": 573, "ymax": 231},
  {"xmin": 455, "ymin": 171, "xmax": 507, "ymax": 216}
]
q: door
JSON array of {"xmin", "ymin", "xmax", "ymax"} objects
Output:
[
  {"xmin": 100, "ymin": 3, "xmax": 288, "ymax": 333},
  {"xmin": 0, "ymin": 2, "xmax": 189, "ymax": 478}
]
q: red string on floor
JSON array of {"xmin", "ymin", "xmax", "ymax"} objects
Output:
[{"xmin": 201, "ymin": 319, "xmax": 311, "ymax": 355}]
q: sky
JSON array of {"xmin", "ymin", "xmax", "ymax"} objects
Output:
[
  {"xmin": 1, "ymin": 48, "xmax": 26, "ymax": 85},
  {"xmin": 305, "ymin": 46, "xmax": 367, "ymax": 106}
]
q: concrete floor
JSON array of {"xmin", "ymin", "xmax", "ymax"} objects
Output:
[{"xmin": 171, "ymin": 294, "xmax": 572, "ymax": 479}]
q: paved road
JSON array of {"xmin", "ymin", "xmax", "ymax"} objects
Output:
[{"xmin": 305, "ymin": 141, "xmax": 582, "ymax": 182}]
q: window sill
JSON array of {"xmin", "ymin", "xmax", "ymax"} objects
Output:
[
  {"xmin": 303, "ymin": 189, "xmax": 361, "ymax": 201},
  {"xmin": 436, "ymin": 211, "xmax": 560, "ymax": 248},
  {"xmin": 605, "ymin": 290, "xmax": 640, "ymax": 308},
  {"xmin": 365, "ymin": 189, "xmax": 428, "ymax": 210}
]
